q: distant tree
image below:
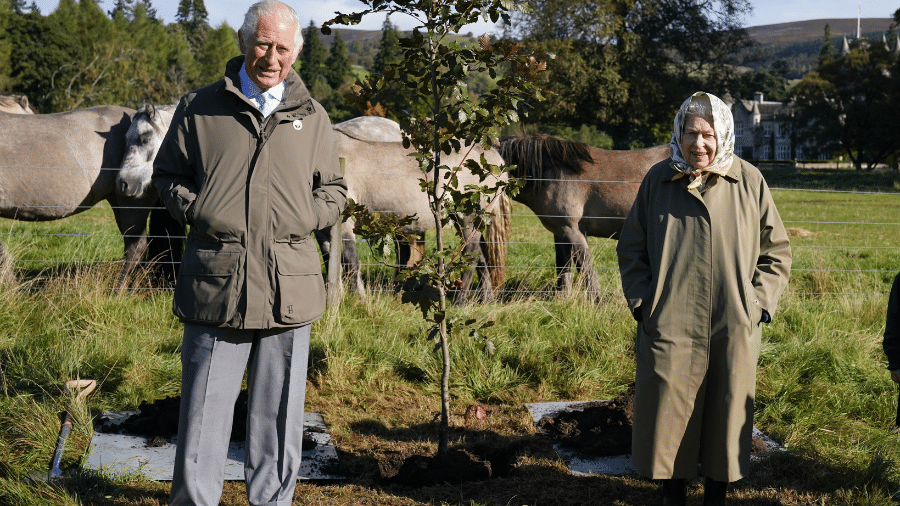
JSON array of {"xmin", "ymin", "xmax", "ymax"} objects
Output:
[
  {"xmin": 138, "ymin": 0, "xmax": 157, "ymax": 21},
  {"xmin": 0, "ymin": 0, "xmax": 11, "ymax": 90},
  {"xmin": 38, "ymin": 0, "xmax": 125, "ymax": 110},
  {"xmin": 176, "ymin": 0, "xmax": 208, "ymax": 57},
  {"xmin": 731, "ymin": 68, "xmax": 790, "ymax": 102},
  {"xmin": 176, "ymin": 0, "xmax": 207, "ymax": 28},
  {"xmin": 108, "ymin": 0, "xmax": 134, "ymax": 19},
  {"xmin": 324, "ymin": 31, "xmax": 351, "ymax": 88},
  {"xmin": 197, "ymin": 22, "xmax": 238, "ymax": 85},
  {"xmin": 819, "ymin": 23, "xmax": 836, "ymax": 64},
  {"xmin": 371, "ymin": 15, "xmax": 401, "ymax": 75},
  {"xmin": 506, "ymin": 0, "xmax": 754, "ymax": 149},
  {"xmin": 366, "ymin": 15, "xmax": 425, "ymax": 119},
  {"xmin": 794, "ymin": 37, "xmax": 900, "ymax": 170},
  {"xmin": 124, "ymin": 2, "xmax": 200, "ymax": 103},
  {"xmin": 298, "ymin": 19, "xmax": 327, "ymax": 84}
]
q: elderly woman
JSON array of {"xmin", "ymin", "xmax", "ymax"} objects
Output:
[{"xmin": 616, "ymin": 91, "xmax": 792, "ymax": 506}]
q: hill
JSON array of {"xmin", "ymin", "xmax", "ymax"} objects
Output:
[
  {"xmin": 737, "ymin": 18, "xmax": 895, "ymax": 78},
  {"xmin": 307, "ymin": 18, "xmax": 896, "ymax": 77},
  {"xmin": 747, "ymin": 18, "xmax": 894, "ymax": 44}
]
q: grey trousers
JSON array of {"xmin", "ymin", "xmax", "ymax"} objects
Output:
[{"xmin": 168, "ymin": 323, "xmax": 311, "ymax": 506}]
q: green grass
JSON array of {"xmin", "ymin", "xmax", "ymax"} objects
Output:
[{"xmin": 0, "ymin": 167, "xmax": 898, "ymax": 504}]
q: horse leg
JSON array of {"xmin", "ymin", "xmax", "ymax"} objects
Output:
[
  {"xmin": 554, "ymin": 235, "xmax": 576, "ymax": 294},
  {"xmin": 109, "ymin": 195, "xmax": 153, "ymax": 292},
  {"xmin": 456, "ymin": 227, "xmax": 494, "ymax": 305},
  {"xmin": 570, "ymin": 229, "xmax": 601, "ymax": 301},
  {"xmin": 341, "ymin": 226, "xmax": 365, "ymax": 297},
  {"xmin": 0, "ymin": 238, "xmax": 13, "ymax": 285},
  {"xmin": 147, "ymin": 203, "xmax": 184, "ymax": 287}
]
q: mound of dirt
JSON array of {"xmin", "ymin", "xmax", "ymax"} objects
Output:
[
  {"xmin": 536, "ymin": 385, "xmax": 770, "ymax": 458},
  {"xmin": 389, "ymin": 449, "xmax": 492, "ymax": 486},
  {"xmin": 537, "ymin": 385, "xmax": 635, "ymax": 457},
  {"xmin": 97, "ymin": 390, "xmax": 316, "ymax": 450}
]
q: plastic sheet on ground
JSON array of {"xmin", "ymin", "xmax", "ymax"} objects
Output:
[
  {"xmin": 84, "ymin": 412, "xmax": 342, "ymax": 481},
  {"xmin": 525, "ymin": 400, "xmax": 784, "ymax": 477}
]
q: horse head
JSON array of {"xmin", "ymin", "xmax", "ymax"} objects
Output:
[
  {"xmin": 0, "ymin": 93, "xmax": 36, "ymax": 114},
  {"xmin": 117, "ymin": 100, "xmax": 175, "ymax": 199}
]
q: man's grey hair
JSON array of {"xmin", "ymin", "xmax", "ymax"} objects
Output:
[{"xmin": 240, "ymin": 0, "xmax": 304, "ymax": 51}]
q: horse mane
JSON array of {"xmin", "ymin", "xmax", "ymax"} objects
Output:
[{"xmin": 498, "ymin": 134, "xmax": 594, "ymax": 189}]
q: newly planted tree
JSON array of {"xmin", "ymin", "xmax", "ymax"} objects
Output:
[{"xmin": 323, "ymin": 0, "xmax": 545, "ymax": 456}]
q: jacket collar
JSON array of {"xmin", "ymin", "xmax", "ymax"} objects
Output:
[{"xmin": 222, "ymin": 56, "xmax": 316, "ymax": 120}]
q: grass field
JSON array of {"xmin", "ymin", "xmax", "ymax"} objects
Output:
[{"xmin": 0, "ymin": 167, "xmax": 898, "ymax": 505}]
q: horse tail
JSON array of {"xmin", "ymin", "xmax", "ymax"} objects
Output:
[{"xmin": 485, "ymin": 192, "xmax": 511, "ymax": 291}]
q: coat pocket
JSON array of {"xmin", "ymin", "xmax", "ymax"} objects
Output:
[
  {"xmin": 273, "ymin": 241, "xmax": 326, "ymax": 325},
  {"xmin": 742, "ymin": 278, "xmax": 762, "ymax": 325},
  {"xmin": 173, "ymin": 245, "xmax": 242, "ymax": 324}
]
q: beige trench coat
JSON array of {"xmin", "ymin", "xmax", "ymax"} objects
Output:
[{"xmin": 616, "ymin": 155, "xmax": 791, "ymax": 482}]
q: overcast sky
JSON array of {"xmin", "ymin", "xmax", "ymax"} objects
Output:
[{"xmin": 29, "ymin": 0, "xmax": 898, "ymax": 34}]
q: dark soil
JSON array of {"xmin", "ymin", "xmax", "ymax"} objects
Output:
[
  {"xmin": 536, "ymin": 384, "xmax": 771, "ymax": 458},
  {"xmin": 96, "ymin": 390, "xmax": 316, "ymax": 450},
  {"xmin": 387, "ymin": 449, "xmax": 492, "ymax": 487},
  {"xmin": 537, "ymin": 384, "xmax": 636, "ymax": 457}
]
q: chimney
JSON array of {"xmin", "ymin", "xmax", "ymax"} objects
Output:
[{"xmin": 754, "ymin": 92, "xmax": 764, "ymax": 103}]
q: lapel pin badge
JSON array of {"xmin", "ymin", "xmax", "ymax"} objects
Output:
[{"xmin": 293, "ymin": 119, "xmax": 302, "ymax": 130}]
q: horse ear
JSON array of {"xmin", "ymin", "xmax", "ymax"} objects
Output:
[{"xmin": 140, "ymin": 100, "xmax": 156, "ymax": 120}]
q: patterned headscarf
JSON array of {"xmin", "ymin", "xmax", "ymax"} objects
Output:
[{"xmin": 670, "ymin": 91, "xmax": 735, "ymax": 190}]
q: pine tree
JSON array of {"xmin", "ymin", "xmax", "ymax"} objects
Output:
[
  {"xmin": 371, "ymin": 15, "xmax": 400, "ymax": 75},
  {"xmin": 176, "ymin": 0, "xmax": 209, "ymax": 58},
  {"xmin": 819, "ymin": 23, "xmax": 836, "ymax": 64},
  {"xmin": 368, "ymin": 15, "xmax": 419, "ymax": 119},
  {"xmin": 108, "ymin": 0, "xmax": 134, "ymax": 19},
  {"xmin": 0, "ymin": 0, "xmax": 11, "ymax": 90},
  {"xmin": 198, "ymin": 22, "xmax": 239, "ymax": 85},
  {"xmin": 298, "ymin": 19, "xmax": 327, "ymax": 85},
  {"xmin": 324, "ymin": 31, "xmax": 351, "ymax": 88},
  {"xmin": 138, "ymin": 0, "xmax": 157, "ymax": 21}
]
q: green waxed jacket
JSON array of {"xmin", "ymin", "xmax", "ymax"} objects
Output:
[
  {"xmin": 616, "ymin": 155, "xmax": 791, "ymax": 482},
  {"xmin": 152, "ymin": 56, "xmax": 348, "ymax": 329}
]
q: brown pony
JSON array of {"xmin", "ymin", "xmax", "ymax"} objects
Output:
[{"xmin": 498, "ymin": 135, "xmax": 669, "ymax": 298}]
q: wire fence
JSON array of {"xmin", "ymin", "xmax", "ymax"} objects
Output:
[{"xmin": 2, "ymin": 184, "xmax": 899, "ymax": 298}]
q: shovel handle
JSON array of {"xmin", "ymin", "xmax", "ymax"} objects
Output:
[
  {"xmin": 65, "ymin": 379, "xmax": 96, "ymax": 404},
  {"xmin": 48, "ymin": 379, "xmax": 97, "ymax": 479}
]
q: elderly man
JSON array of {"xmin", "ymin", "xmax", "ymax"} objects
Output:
[{"xmin": 152, "ymin": 1, "xmax": 347, "ymax": 505}]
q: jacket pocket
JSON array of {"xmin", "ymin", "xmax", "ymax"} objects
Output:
[
  {"xmin": 273, "ymin": 241, "xmax": 326, "ymax": 325},
  {"xmin": 742, "ymin": 277, "xmax": 762, "ymax": 325},
  {"xmin": 173, "ymin": 245, "xmax": 242, "ymax": 324}
]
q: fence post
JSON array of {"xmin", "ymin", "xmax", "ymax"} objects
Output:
[{"xmin": 326, "ymin": 157, "xmax": 345, "ymax": 306}]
